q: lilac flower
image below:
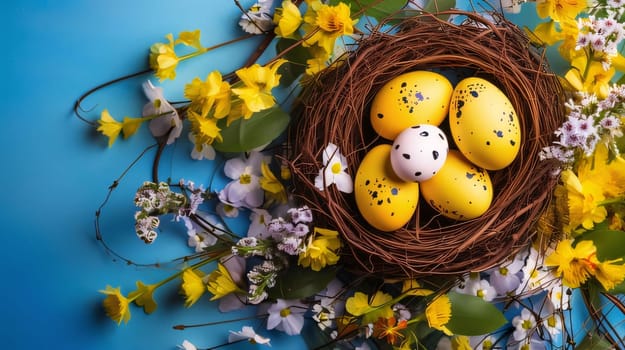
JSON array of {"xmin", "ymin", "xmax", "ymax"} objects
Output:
[{"xmin": 266, "ymin": 299, "xmax": 307, "ymax": 335}]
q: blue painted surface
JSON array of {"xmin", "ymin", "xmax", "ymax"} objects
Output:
[{"xmin": 0, "ymin": 1, "xmax": 589, "ymax": 349}]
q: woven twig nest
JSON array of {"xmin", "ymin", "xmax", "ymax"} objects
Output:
[{"xmin": 286, "ymin": 10, "xmax": 565, "ymax": 278}]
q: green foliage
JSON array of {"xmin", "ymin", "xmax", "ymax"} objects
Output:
[
  {"xmin": 445, "ymin": 292, "xmax": 507, "ymax": 336},
  {"xmin": 269, "ymin": 265, "xmax": 338, "ymax": 299},
  {"xmin": 276, "ymin": 38, "xmax": 311, "ymax": 87},
  {"xmin": 213, "ymin": 106, "xmax": 290, "ymax": 153},
  {"xmin": 576, "ymin": 332, "xmax": 614, "ymax": 350},
  {"xmin": 579, "ymin": 228, "xmax": 625, "ymax": 261},
  {"xmin": 337, "ymin": 0, "xmax": 408, "ymax": 21},
  {"xmin": 422, "ymin": 0, "xmax": 456, "ymax": 14}
]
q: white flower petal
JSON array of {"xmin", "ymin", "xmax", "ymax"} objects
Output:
[
  {"xmin": 333, "ymin": 172, "xmax": 353, "ymax": 193},
  {"xmin": 224, "ymin": 158, "xmax": 247, "ymax": 179}
]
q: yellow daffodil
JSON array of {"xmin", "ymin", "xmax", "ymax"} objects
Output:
[
  {"xmin": 593, "ymin": 258, "xmax": 625, "ymax": 291},
  {"xmin": 529, "ymin": 20, "xmax": 563, "ymax": 46},
  {"xmin": 372, "ymin": 316, "xmax": 407, "ymax": 345},
  {"xmin": 128, "ymin": 280, "xmax": 158, "ymax": 314},
  {"xmin": 564, "ymin": 55, "xmax": 615, "ymax": 98},
  {"xmin": 557, "ymin": 19, "xmax": 582, "ymax": 62},
  {"xmin": 149, "ymin": 33, "xmax": 180, "ymax": 81},
  {"xmin": 273, "ymin": 0, "xmax": 302, "ymax": 38},
  {"xmin": 425, "ymin": 294, "xmax": 453, "ymax": 336},
  {"xmin": 184, "ymin": 71, "xmax": 231, "ymax": 119},
  {"xmin": 582, "ymin": 144, "xmax": 625, "ymax": 199},
  {"xmin": 180, "ymin": 268, "xmax": 207, "ymax": 307},
  {"xmin": 231, "ymin": 59, "xmax": 286, "ymax": 118},
  {"xmin": 175, "ymin": 30, "xmax": 203, "ymax": 50},
  {"xmin": 302, "ymin": 2, "xmax": 357, "ymax": 55},
  {"xmin": 558, "ymin": 169, "xmax": 607, "ymax": 233},
  {"xmin": 259, "ymin": 161, "xmax": 287, "ymax": 205},
  {"xmin": 545, "ymin": 239, "xmax": 596, "ymax": 287},
  {"xmin": 99, "ymin": 285, "xmax": 131, "ymax": 325},
  {"xmin": 97, "ymin": 109, "xmax": 123, "ymax": 147},
  {"xmin": 345, "ymin": 291, "xmax": 394, "ymax": 324},
  {"xmin": 401, "ymin": 279, "xmax": 434, "ymax": 297},
  {"xmin": 536, "ymin": 0, "xmax": 588, "ymax": 22},
  {"xmin": 206, "ymin": 262, "xmax": 244, "ymax": 301},
  {"xmin": 188, "ymin": 110, "xmax": 223, "ymax": 149},
  {"xmin": 451, "ymin": 335, "xmax": 472, "ymax": 350},
  {"xmin": 298, "ymin": 227, "xmax": 341, "ymax": 271}
]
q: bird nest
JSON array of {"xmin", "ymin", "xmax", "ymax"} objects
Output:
[{"xmin": 284, "ymin": 10, "xmax": 565, "ymax": 278}]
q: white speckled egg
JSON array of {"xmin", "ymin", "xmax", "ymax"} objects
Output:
[
  {"xmin": 449, "ymin": 77, "xmax": 521, "ymax": 170},
  {"xmin": 354, "ymin": 144, "xmax": 420, "ymax": 232},
  {"xmin": 420, "ymin": 150, "xmax": 493, "ymax": 221},
  {"xmin": 390, "ymin": 124, "xmax": 449, "ymax": 182},
  {"xmin": 370, "ymin": 70, "xmax": 453, "ymax": 140}
]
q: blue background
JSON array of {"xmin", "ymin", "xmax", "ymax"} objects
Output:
[
  {"xmin": 1, "ymin": 1, "xmax": 552, "ymax": 350},
  {"xmin": 2, "ymin": 1, "xmax": 306, "ymax": 349}
]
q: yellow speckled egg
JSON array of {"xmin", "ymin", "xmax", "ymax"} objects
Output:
[
  {"xmin": 355, "ymin": 144, "xmax": 420, "ymax": 231},
  {"xmin": 420, "ymin": 150, "xmax": 493, "ymax": 221},
  {"xmin": 449, "ymin": 77, "xmax": 521, "ymax": 170},
  {"xmin": 370, "ymin": 70, "xmax": 453, "ymax": 140}
]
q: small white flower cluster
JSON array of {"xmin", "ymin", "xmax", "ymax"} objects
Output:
[
  {"xmin": 576, "ymin": 12, "xmax": 625, "ymax": 70},
  {"xmin": 311, "ymin": 279, "xmax": 345, "ymax": 333},
  {"xmin": 247, "ymin": 260, "xmax": 283, "ymax": 304},
  {"xmin": 540, "ymin": 85, "xmax": 625, "ymax": 166},
  {"xmin": 133, "ymin": 181, "xmax": 186, "ymax": 243},
  {"xmin": 454, "ymin": 247, "xmax": 569, "ymax": 349},
  {"xmin": 230, "ymin": 205, "xmax": 315, "ymax": 304}
]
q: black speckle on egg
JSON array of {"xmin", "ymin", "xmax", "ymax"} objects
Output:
[
  {"xmin": 415, "ymin": 171, "xmax": 422, "ymax": 177},
  {"xmin": 365, "ymin": 179, "xmax": 370, "ymax": 185},
  {"xmin": 411, "ymin": 125, "xmax": 421, "ymax": 129},
  {"xmin": 371, "ymin": 191, "xmax": 378, "ymax": 199},
  {"xmin": 483, "ymin": 185, "xmax": 488, "ymax": 191},
  {"xmin": 394, "ymin": 144, "xmax": 400, "ymax": 150},
  {"xmin": 409, "ymin": 107, "xmax": 414, "ymax": 113},
  {"xmin": 510, "ymin": 140, "xmax": 516, "ymax": 146},
  {"xmin": 390, "ymin": 212, "xmax": 395, "ymax": 216},
  {"xmin": 387, "ymin": 198, "xmax": 391, "ymax": 204},
  {"xmin": 438, "ymin": 133, "xmax": 445, "ymax": 140},
  {"xmin": 419, "ymin": 131, "xmax": 429, "ymax": 137},
  {"xmin": 402, "ymin": 153, "xmax": 411, "ymax": 160},
  {"xmin": 432, "ymin": 150, "xmax": 439, "ymax": 160},
  {"xmin": 486, "ymin": 141, "xmax": 491, "ymax": 146},
  {"xmin": 377, "ymin": 199, "xmax": 384, "ymax": 205},
  {"xmin": 377, "ymin": 113, "xmax": 384, "ymax": 119}
]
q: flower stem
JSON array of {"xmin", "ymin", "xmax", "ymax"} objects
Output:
[
  {"xmin": 598, "ymin": 197, "xmax": 625, "ymax": 206},
  {"xmin": 173, "ymin": 314, "xmax": 269, "ymax": 330}
]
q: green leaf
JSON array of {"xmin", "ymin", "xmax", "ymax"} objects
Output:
[
  {"xmin": 607, "ymin": 279, "xmax": 625, "ymax": 294},
  {"xmin": 276, "ymin": 38, "xmax": 311, "ymax": 87},
  {"xmin": 422, "ymin": 0, "xmax": 456, "ymax": 14},
  {"xmin": 213, "ymin": 106, "xmax": 290, "ymax": 153},
  {"xmin": 578, "ymin": 228, "xmax": 625, "ymax": 261},
  {"xmin": 576, "ymin": 332, "xmax": 614, "ymax": 350},
  {"xmin": 445, "ymin": 292, "xmax": 507, "ymax": 336},
  {"xmin": 268, "ymin": 265, "xmax": 338, "ymax": 299},
  {"xmin": 339, "ymin": 0, "xmax": 408, "ymax": 22}
]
